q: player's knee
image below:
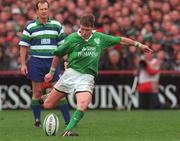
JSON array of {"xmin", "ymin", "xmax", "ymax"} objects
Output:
[
  {"xmin": 78, "ymin": 101, "xmax": 88, "ymax": 112},
  {"xmin": 43, "ymin": 102, "xmax": 54, "ymax": 109}
]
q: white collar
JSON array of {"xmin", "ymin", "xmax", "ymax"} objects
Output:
[{"xmin": 77, "ymin": 29, "xmax": 96, "ymax": 41}]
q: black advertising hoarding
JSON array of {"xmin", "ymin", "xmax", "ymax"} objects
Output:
[
  {"xmin": 92, "ymin": 73, "xmax": 180, "ymax": 109},
  {"xmin": 0, "ymin": 72, "xmax": 179, "ymax": 109},
  {"xmin": 0, "ymin": 74, "xmax": 31, "ymax": 109}
]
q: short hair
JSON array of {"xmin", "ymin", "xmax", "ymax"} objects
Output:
[
  {"xmin": 35, "ymin": 0, "xmax": 49, "ymax": 10},
  {"xmin": 80, "ymin": 14, "xmax": 95, "ymax": 27}
]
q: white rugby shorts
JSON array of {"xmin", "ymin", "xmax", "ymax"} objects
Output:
[{"xmin": 54, "ymin": 68, "xmax": 95, "ymax": 94}]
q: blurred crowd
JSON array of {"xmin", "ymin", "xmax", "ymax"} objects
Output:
[{"xmin": 0, "ymin": 0, "xmax": 179, "ymax": 71}]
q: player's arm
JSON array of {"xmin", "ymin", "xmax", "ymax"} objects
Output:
[
  {"xmin": 44, "ymin": 36, "xmax": 69, "ymax": 82},
  {"xmin": 44, "ymin": 33, "xmax": 74, "ymax": 82},
  {"xmin": 20, "ymin": 46, "xmax": 29, "ymax": 75},
  {"xmin": 44, "ymin": 56, "xmax": 60, "ymax": 82},
  {"xmin": 19, "ymin": 22, "xmax": 31, "ymax": 75},
  {"xmin": 50, "ymin": 56, "xmax": 60, "ymax": 71},
  {"xmin": 120, "ymin": 37, "xmax": 153, "ymax": 53}
]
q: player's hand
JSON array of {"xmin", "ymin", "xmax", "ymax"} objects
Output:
[
  {"xmin": 139, "ymin": 44, "xmax": 153, "ymax": 53},
  {"xmin": 20, "ymin": 64, "xmax": 28, "ymax": 75},
  {"xmin": 44, "ymin": 73, "xmax": 53, "ymax": 82}
]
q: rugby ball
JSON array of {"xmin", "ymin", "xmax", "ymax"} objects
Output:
[{"xmin": 43, "ymin": 113, "xmax": 59, "ymax": 136}]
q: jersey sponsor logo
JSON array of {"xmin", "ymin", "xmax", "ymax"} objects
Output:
[
  {"xmin": 41, "ymin": 39, "xmax": 51, "ymax": 44},
  {"xmin": 78, "ymin": 46, "xmax": 98, "ymax": 57}
]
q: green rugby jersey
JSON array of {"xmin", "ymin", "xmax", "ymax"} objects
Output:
[
  {"xmin": 54, "ymin": 31, "xmax": 121, "ymax": 76},
  {"xmin": 19, "ymin": 19, "xmax": 65, "ymax": 58}
]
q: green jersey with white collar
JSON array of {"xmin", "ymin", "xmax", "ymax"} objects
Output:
[{"xmin": 54, "ymin": 31, "xmax": 121, "ymax": 76}]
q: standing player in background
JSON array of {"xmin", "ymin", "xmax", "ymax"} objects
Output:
[
  {"xmin": 42, "ymin": 14, "xmax": 153, "ymax": 136},
  {"xmin": 19, "ymin": 0, "xmax": 70, "ymax": 127},
  {"xmin": 137, "ymin": 53, "xmax": 161, "ymax": 109}
]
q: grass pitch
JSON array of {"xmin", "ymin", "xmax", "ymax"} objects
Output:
[{"xmin": 0, "ymin": 109, "xmax": 180, "ymax": 141}]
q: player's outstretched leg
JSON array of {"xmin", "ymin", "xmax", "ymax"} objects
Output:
[{"xmin": 40, "ymin": 93, "xmax": 71, "ymax": 125}]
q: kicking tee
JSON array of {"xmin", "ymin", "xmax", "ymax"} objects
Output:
[{"xmin": 54, "ymin": 31, "xmax": 121, "ymax": 76}]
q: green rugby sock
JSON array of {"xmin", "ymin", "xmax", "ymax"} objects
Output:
[{"xmin": 65, "ymin": 109, "xmax": 84, "ymax": 131}]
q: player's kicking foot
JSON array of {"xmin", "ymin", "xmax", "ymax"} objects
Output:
[
  {"xmin": 62, "ymin": 131, "xmax": 79, "ymax": 136},
  {"xmin": 34, "ymin": 119, "xmax": 41, "ymax": 128}
]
